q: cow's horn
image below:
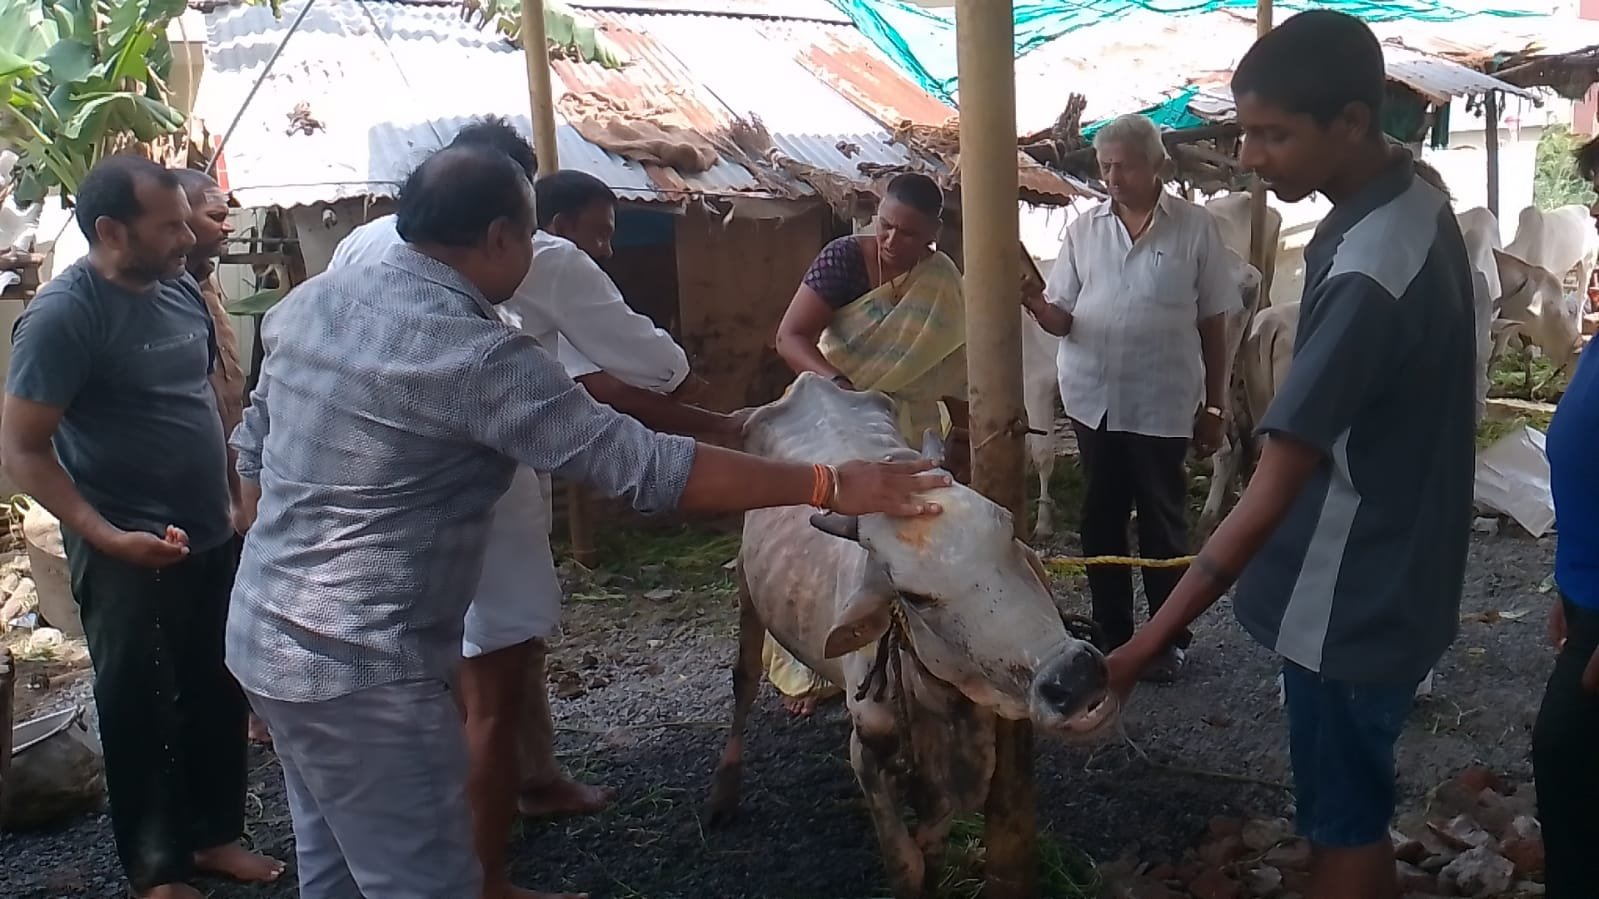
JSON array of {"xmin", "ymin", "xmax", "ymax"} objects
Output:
[
  {"xmin": 920, "ymin": 428, "xmax": 946, "ymax": 466},
  {"xmin": 809, "ymin": 511, "xmax": 861, "ymax": 542}
]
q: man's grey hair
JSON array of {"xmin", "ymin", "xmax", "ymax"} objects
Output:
[{"xmin": 1092, "ymin": 114, "xmax": 1169, "ymax": 165}]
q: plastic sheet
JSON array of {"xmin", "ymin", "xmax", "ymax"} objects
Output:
[{"xmin": 1473, "ymin": 425, "xmax": 1556, "ymax": 538}]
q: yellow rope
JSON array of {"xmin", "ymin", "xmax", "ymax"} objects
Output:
[{"xmin": 1043, "ymin": 553, "xmax": 1197, "ymax": 571}]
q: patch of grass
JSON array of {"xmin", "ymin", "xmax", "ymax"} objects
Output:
[
  {"xmin": 928, "ymin": 816, "xmax": 1102, "ymax": 899},
  {"xmin": 1476, "ymin": 413, "xmax": 1552, "ymax": 451},
  {"xmin": 554, "ymin": 524, "xmax": 739, "ymax": 589}
]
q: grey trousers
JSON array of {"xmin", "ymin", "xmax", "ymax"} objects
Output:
[{"xmin": 248, "ymin": 679, "xmax": 481, "ymax": 899}]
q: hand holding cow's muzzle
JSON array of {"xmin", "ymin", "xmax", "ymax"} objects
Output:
[{"xmin": 831, "ymin": 458, "xmax": 948, "ymax": 517}]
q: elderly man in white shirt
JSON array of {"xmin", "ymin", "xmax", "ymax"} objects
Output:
[
  {"xmin": 328, "ymin": 120, "xmax": 740, "ymax": 899},
  {"xmin": 1022, "ymin": 113, "xmax": 1239, "ymax": 683}
]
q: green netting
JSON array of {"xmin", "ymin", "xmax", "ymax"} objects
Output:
[
  {"xmin": 831, "ymin": 0, "xmax": 1540, "ymax": 104},
  {"xmin": 1081, "ymin": 88, "xmax": 1207, "ymax": 138}
]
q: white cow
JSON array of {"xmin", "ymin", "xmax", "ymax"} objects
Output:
[
  {"xmin": 1196, "ymin": 194, "xmax": 1282, "ymax": 534},
  {"xmin": 1494, "ymin": 248, "xmax": 1584, "ymax": 374},
  {"xmin": 1505, "ymin": 204, "xmax": 1599, "ymax": 295},
  {"xmin": 1200, "ymin": 202, "xmax": 1523, "ymax": 531}
]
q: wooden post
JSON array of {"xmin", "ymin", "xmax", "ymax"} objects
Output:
[
  {"xmin": 1485, "ymin": 90, "xmax": 1501, "ymax": 219},
  {"xmin": 1247, "ymin": 0, "xmax": 1274, "ymax": 290},
  {"xmin": 954, "ymin": 1, "xmax": 1031, "ymax": 896},
  {"xmin": 520, "ymin": 0, "xmax": 597, "ymax": 565},
  {"xmin": 521, "ymin": 0, "xmax": 559, "ymax": 178}
]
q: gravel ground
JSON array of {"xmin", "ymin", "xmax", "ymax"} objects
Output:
[{"xmin": 0, "ymin": 524, "xmax": 1558, "ymax": 899}]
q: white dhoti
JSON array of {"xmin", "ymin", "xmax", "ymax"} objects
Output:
[{"xmin": 462, "ymin": 467, "xmax": 563, "ymax": 659}]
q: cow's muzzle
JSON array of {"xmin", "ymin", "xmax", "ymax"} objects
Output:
[{"xmin": 1029, "ymin": 642, "xmax": 1117, "ymax": 739}]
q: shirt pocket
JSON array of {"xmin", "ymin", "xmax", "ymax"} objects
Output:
[
  {"xmin": 110, "ymin": 330, "xmax": 211, "ymax": 387},
  {"xmin": 1140, "ymin": 250, "xmax": 1201, "ymax": 313}
]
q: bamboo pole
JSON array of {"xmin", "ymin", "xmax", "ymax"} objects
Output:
[
  {"xmin": 520, "ymin": 0, "xmax": 597, "ymax": 565},
  {"xmin": 953, "ymin": 1, "xmax": 1031, "ymax": 896},
  {"xmin": 521, "ymin": 0, "xmax": 559, "ymax": 177},
  {"xmin": 1485, "ymin": 90, "xmax": 1501, "ymax": 219}
]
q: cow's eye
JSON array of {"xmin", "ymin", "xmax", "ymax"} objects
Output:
[{"xmin": 901, "ymin": 592, "xmax": 937, "ymax": 606}]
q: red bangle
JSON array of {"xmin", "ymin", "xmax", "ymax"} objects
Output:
[{"xmin": 810, "ymin": 463, "xmax": 830, "ymax": 508}]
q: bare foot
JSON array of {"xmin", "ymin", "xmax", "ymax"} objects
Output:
[
  {"xmin": 194, "ymin": 842, "xmax": 286, "ymax": 883},
  {"xmin": 517, "ymin": 777, "xmax": 614, "ymax": 819},
  {"xmin": 247, "ymin": 713, "xmax": 272, "ymax": 745},
  {"xmin": 781, "ymin": 693, "xmax": 819, "ymax": 717},
  {"xmin": 140, "ymin": 885, "xmax": 204, "ymax": 899}
]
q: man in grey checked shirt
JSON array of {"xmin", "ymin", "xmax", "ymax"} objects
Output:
[{"xmin": 227, "ymin": 144, "xmax": 945, "ymax": 899}]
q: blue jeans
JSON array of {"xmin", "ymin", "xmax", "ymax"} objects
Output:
[{"xmin": 1282, "ymin": 661, "xmax": 1418, "ymax": 848}]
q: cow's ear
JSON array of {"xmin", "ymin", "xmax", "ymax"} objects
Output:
[
  {"xmin": 809, "ymin": 512, "xmax": 860, "ymax": 542},
  {"xmin": 1016, "ymin": 540, "xmax": 1051, "ymax": 591},
  {"xmin": 920, "ymin": 428, "xmax": 946, "ymax": 467},
  {"xmin": 824, "ymin": 565, "xmax": 895, "ymax": 659}
]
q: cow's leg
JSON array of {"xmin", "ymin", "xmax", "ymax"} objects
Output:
[
  {"xmin": 1197, "ymin": 434, "xmax": 1238, "ymax": 536},
  {"xmin": 850, "ymin": 729, "xmax": 926, "ymax": 899},
  {"xmin": 706, "ymin": 570, "xmax": 765, "ymax": 827},
  {"xmin": 1029, "ymin": 434, "xmax": 1057, "ymax": 542}
]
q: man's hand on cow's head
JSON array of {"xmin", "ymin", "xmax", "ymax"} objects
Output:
[{"xmin": 831, "ymin": 458, "xmax": 948, "ymax": 518}]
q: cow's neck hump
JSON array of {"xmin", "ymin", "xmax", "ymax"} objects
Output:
[{"xmin": 747, "ymin": 372, "xmax": 919, "ymax": 465}]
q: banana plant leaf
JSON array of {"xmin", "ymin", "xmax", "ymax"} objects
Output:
[{"xmin": 224, "ymin": 287, "xmax": 287, "ymax": 317}]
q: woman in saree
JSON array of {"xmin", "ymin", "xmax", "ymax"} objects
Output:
[{"xmin": 768, "ymin": 172, "xmax": 968, "ymax": 715}]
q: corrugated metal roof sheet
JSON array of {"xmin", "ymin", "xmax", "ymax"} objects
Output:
[
  {"xmin": 1005, "ymin": 8, "xmax": 1532, "ymax": 135},
  {"xmin": 195, "ymin": 0, "xmax": 765, "ymax": 206},
  {"xmin": 195, "ymin": 0, "xmax": 1086, "ymax": 209},
  {"xmin": 1368, "ymin": 13, "xmax": 1599, "ymax": 67}
]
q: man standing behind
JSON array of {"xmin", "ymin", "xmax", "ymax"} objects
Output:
[
  {"xmin": 1105, "ymin": 12, "xmax": 1477, "ymax": 899},
  {"xmin": 1023, "ymin": 113, "xmax": 1240, "ymax": 682},
  {"xmin": 2, "ymin": 156, "xmax": 284, "ymax": 899},
  {"xmin": 172, "ymin": 168, "xmax": 275, "ymax": 747}
]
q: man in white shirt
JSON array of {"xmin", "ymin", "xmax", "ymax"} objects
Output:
[
  {"xmin": 328, "ymin": 120, "xmax": 740, "ymax": 899},
  {"xmin": 1022, "ymin": 114, "xmax": 1240, "ymax": 683}
]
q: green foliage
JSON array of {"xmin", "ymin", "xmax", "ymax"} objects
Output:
[
  {"xmin": 0, "ymin": 0, "xmax": 193, "ymax": 205},
  {"xmin": 1533, "ymin": 124, "xmax": 1595, "ymax": 212},
  {"xmin": 462, "ymin": 0, "xmax": 629, "ymax": 70}
]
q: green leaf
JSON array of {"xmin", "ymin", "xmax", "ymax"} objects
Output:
[
  {"xmin": 106, "ymin": 0, "xmax": 146, "ymax": 49},
  {"xmin": 224, "ymin": 288, "xmax": 287, "ymax": 316},
  {"xmin": 40, "ymin": 37, "xmax": 92, "ymax": 83},
  {"xmin": 109, "ymin": 28, "xmax": 157, "ymax": 81},
  {"xmin": 0, "ymin": 2, "xmax": 56, "ymax": 63},
  {"xmin": 0, "ymin": 48, "xmax": 41, "ymax": 81}
]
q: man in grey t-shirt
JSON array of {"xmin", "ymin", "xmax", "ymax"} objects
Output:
[
  {"xmin": 1101, "ymin": 12, "xmax": 1475, "ymax": 899},
  {"xmin": 1, "ymin": 157, "xmax": 283, "ymax": 898}
]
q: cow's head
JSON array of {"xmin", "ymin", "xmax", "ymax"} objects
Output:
[
  {"xmin": 1494, "ymin": 249, "xmax": 1583, "ymax": 371},
  {"xmin": 810, "ymin": 430, "xmax": 1117, "ymax": 741}
]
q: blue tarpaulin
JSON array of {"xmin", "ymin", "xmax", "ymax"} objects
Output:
[{"xmin": 829, "ymin": 0, "xmax": 1540, "ymax": 104}]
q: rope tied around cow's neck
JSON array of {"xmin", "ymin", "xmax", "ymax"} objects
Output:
[{"xmin": 855, "ymin": 603, "xmax": 909, "ymax": 706}]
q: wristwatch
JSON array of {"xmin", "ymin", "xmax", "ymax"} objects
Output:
[{"xmin": 1202, "ymin": 405, "xmax": 1225, "ymax": 420}]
